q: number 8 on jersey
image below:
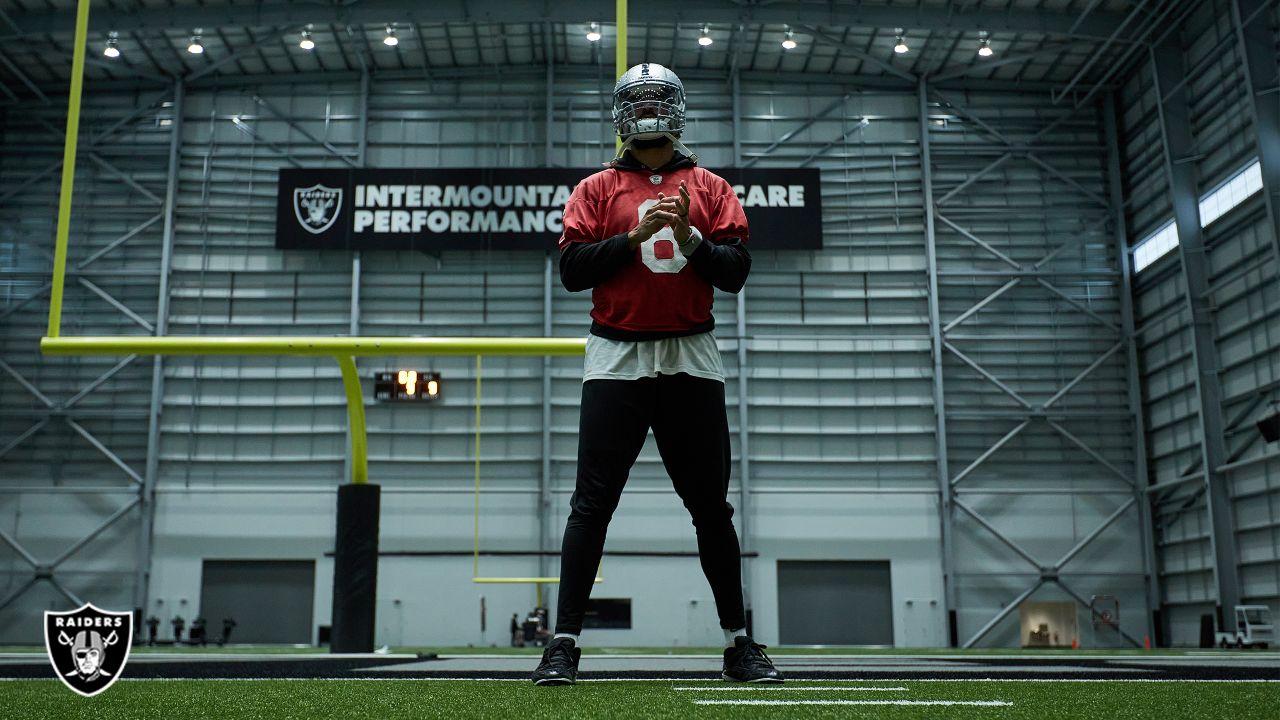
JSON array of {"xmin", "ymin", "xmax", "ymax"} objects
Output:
[{"xmin": 637, "ymin": 199, "xmax": 688, "ymax": 274}]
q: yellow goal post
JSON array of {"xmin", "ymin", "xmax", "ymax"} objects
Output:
[{"xmin": 39, "ymin": 0, "xmax": 630, "ymax": 590}]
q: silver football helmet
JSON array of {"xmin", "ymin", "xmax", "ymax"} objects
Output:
[{"xmin": 612, "ymin": 63, "xmax": 686, "ymax": 139}]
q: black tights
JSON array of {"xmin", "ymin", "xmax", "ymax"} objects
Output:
[{"xmin": 554, "ymin": 373, "xmax": 745, "ymax": 635}]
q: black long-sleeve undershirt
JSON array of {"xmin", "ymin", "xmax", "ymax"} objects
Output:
[
  {"xmin": 558, "ymin": 234, "xmax": 751, "ymax": 294},
  {"xmin": 686, "ymin": 236, "xmax": 751, "ymax": 294},
  {"xmin": 558, "ymin": 233, "xmax": 634, "ymax": 292}
]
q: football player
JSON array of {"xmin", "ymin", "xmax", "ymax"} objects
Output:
[{"xmin": 531, "ymin": 63, "xmax": 782, "ymax": 686}]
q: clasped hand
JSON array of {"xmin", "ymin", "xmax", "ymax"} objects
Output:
[{"xmin": 627, "ymin": 181, "xmax": 691, "ymax": 248}]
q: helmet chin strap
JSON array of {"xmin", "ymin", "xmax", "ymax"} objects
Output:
[{"xmin": 613, "ymin": 132, "xmax": 698, "ymax": 164}]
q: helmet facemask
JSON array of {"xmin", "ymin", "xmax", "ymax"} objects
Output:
[
  {"xmin": 612, "ymin": 80, "xmax": 686, "ymax": 139},
  {"xmin": 610, "ymin": 63, "xmax": 697, "ymax": 163}
]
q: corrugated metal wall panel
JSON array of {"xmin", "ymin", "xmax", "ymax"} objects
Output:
[
  {"xmin": 0, "ymin": 91, "xmax": 172, "ymax": 638},
  {"xmin": 926, "ymin": 88, "xmax": 1146, "ymax": 646},
  {"xmin": 1120, "ymin": 0, "xmax": 1280, "ymax": 642}
]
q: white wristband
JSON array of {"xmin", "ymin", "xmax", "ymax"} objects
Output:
[{"xmin": 678, "ymin": 225, "xmax": 703, "ymax": 256}]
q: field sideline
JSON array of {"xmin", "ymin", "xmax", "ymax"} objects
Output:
[
  {"xmin": 5, "ymin": 646, "xmax": 1276, "ymax": 718},
  {"xmin": 4, "ymin": 677, "xmax": 1278, "ymax": 720}
]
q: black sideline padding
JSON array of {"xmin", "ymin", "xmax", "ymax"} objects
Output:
[{"xmin": 331, "ymin": 483, "xmax": 381, "ymax": 653}]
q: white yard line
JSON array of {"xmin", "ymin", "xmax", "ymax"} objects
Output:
[
  {"xmin": 0, "ymin": 671, "xmax": 1274, "ymax": 676},
  {"xmin": 428, "ymin": 653, "xmax": 1280, "ymax": 661},
  {"xmin": 673, "ymin": 686, "xmax": 908, "ymax": 691},
  {"xmin": 0, "ymin": 653, "xmax": 416, "ymax": 660},
  {"xmin": 692, "ymin": 699, "xmax": 1013, "ymax": 707}
]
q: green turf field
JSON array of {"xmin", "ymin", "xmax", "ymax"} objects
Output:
[
  {"xmin": 0, "ymin": 644, "xmax": 1243, "ymax": 656},
  {"xmin": 3, "ymin": 679, "xmax": 1276, "ymax": 720}
]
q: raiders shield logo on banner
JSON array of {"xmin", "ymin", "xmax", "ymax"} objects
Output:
[
  {"xmin": 44, "ymin": 603, "xmax": 133, "ymax": 697},
  {"xmin": 293, "ymin": 183, "xmax": 343, "ymax": 235}
]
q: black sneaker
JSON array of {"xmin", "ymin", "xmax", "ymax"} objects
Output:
[
  {"xmin": 531, "ymin": 637, "xmax": 580, "ymax": 685},
  {"xmin": 722, "ymin": 636, "xmax": 784, "ymax": 683}
]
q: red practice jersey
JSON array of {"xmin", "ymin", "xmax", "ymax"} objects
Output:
[{"xmin": 558, "ymin": 163, "xmax": 749, "ymax": 335}]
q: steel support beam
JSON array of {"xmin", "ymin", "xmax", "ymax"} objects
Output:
[
  {"xmin": 963, "ymin": 580, "xmax": 1043, "ymax": 648},
  {"xmin": 540, "ymin": 254, "xmax": 554, "ymax": 585},
  {"xmin": 0, "ymin": 355, "xmax": 140, "ymax": 470},
  {"xmin": 1149, "ymin": 43, "xmax": 1241, "ymax": 614},
  {"xmin": 741, "ymin": 93, "xmax": 851, "ymax": 168},
  {"xmin": 1068, "ymin": 0, "xmax": 1198, "ymax": 112},
  {"xmin": 51, "ymin": 497, "xmax": 142, "ymax": 568},
  {"xmin": 76, "ymin": 278, "xmax": 154, "ymax": 331},
  {"xmin": 0, "ymin": 419, "xmax": 50, "ymax": 461},
  {"xmin": 0, "ymin": 528, "xmax": 41, "ymax": 568},
  {"xmin": 1043, "ymin": 342, "xmax": 1124, "ymax": 408},
  {"xmin": 1231, "ymin": 0, "xmax": 1280, "ymax": 275},
  {"xmin": 936, "ymin": 153, "xmax": 1012, "ymax": 205},
  {"xmin": 919, "ymin": 78, "xmax": 957, "ymax": 646},
  {"xmin": 949, "ymin": 420, "xmax": 1030, "ymax": 487},
  {"xmin": 802, "ymin": 26, "xmax": 917, "ymax": 83},
  {"xmin": 540, "ymin": 28, "xmax": 555, "ymax": 587},
  {"xmin": 1046, "ymin": 420, "xmax": 1133, "ymax": 487},
  {"xmin": 78, "ymin": 64, "xmax": 1086, "ymax": 96},
  {"xmin": 0, "ymin": 492, "xmax": 139, "ymax": 612},
  {"xmin": 1054, "ymin": 497, "xmax": 1137, "ymax": 570},
  {"xmin": 9, "ymin": 2, "xmax": 1131, "ymax": 40},
  {"xmin": 1055, "ymin": 578, "xmax": 1143, "ymax": 647},
  {"xmin": 253, "ymin": 93, "xmax": 359, "ymax": 166},
  {"xmin": 0, "ymin": 578, "xmax": 40, "ymax": 614},
  {"xmin": 135, "ymin": 80, "xmax": 183, "ymax": 616},
  {"xmin": 797, "ymin": 118, "xmax": 869, "ymax": 168},
  {"xmin": 943, "ymin": 341, "xmax": 1034, "ymax": 409},
  {"xmin": 732, "ymin": 64, "xmax": 754, "ymax": 621},
  {"xmin": 1104, "ymin": 89, "xmax": 1160, "ymax": 644},
  {"xmin": 185, "ymin": 25, "xmax": 297, "ymax": 83},
  {"xmin": 76, "ymin": 214, "xmax": 164, "ymax": 269},
  {"xmin": 0, "ymin": 358, "xmax": 55, "ymax": 408},
  {"xmin": 954, "ymin": 499, "xmax": 1045, "ymax": 570},
  {"xmin": 66, "ymin": 418, "xmax": 144, "ymax": 485},
  {"xmin": 1035, "ymin": 278, "xmax": 1121, "ymax": 332},
  {"xmin": 934, "ymin": 215, "xmax": 1021, "ymax": 269},
  {"xmin": 1051, "ymin": 0, "xmax": 1151, "ymax": 104},
  {"xmin": 943, "ymin": 278, "xmax": 1020, "ymax": 333}
]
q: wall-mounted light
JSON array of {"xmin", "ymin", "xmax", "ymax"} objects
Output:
[
  {"xmin": 103, "ymin": 31, "xmax": 121, "ymax": 59},
  {"xmin": 977, "ymin": 32, "xmax": 994, "ymax": 58},
  {"xmin": 894, "ymin": 28, "xmax": 909, "ymax": 54}
]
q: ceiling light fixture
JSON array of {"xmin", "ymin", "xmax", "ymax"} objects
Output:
[
  {"xmin": 103, "ymin": 31, "xmax": 120, "ymax": 59},
  {"xmin": 894, "ymin": 28, "xmax": 909, "ymax": 54},
  {"xmin": 383, "ymin": 26, "xmax": 399, "ymax": 47},
  {"xmin": 698, "ymin": 25, "xmax": 713, "ymax": 46},
  {"xmin": 977, "ymin": 32, "xmax": 993, "ymax": 57},
  {"xmin": 586, "ymin": 22, "xmax": 601, "ymax": 43},
  {"xmin": 187, "ymin": 31, "xmax": 204, "ymax": 55},
  {"xmin": 299, "ymin": 29, "xmax": 315, "ymax": 51},
  {"xmin": 781, "ymin": 28, "xmax": 796, "ymax": 50}
]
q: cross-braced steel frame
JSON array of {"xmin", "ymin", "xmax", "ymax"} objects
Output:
[
  {"xmin": 919, "ymin": 79, "xmax": 1156, "ymax": 648},
  {"xmin": 0, "ymin": 63, "xmax": 181, "ymax": 618}
]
